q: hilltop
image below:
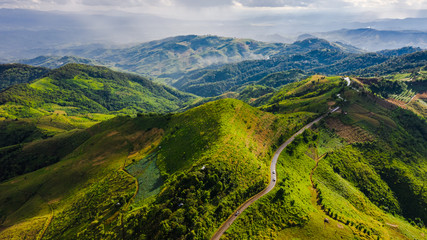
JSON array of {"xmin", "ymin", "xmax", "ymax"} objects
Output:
[
  {"xmin": 0, "ymin": 63, "xmax": 196, "ymax": 118},
  {"xmin": 0, "ymin": 98, "xmax": 313, "ymax": 239}
]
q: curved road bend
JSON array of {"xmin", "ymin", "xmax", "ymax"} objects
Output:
[{"xmin": 210, "ymin": 107, "xmax": 340, "ymax": 240}]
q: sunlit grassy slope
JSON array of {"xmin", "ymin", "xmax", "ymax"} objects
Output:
[
  {"xmin": 258, "ymin": 75, "xmax": 344, "ymax": 113},
  {"xmin": 0, "ymin": 63, "xmax": 196, "ymax": 119},
  {"xmin": 0, "ymin": 63, "xmax": 199, "ymax": 179},
  {"xmin": 0, "ymin": 98, "xmax": 314, "ymax": 239},
  {"xmin": 225, "ymin": 77, "xmax": 427, "ymax": 239}
]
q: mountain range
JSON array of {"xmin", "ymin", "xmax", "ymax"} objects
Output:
[
  {"xmin": 298, "ymin": 28, "xmax": 427, "ymax": 51},
  {"xmin": 15, "ymin": 36, "xmax": 362, "ymax": 83},
  {"xmin": 11, "ymin": 36, "xmax": 425, "ymax": 99},
  {"xmin": 0, "ymin": 32, "xmax": 426, "ymax": 240}
]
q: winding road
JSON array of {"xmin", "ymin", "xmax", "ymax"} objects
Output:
[
  {"xmin": 344, "ymin": 77, "xmax": 351, "ymax": 86},
  {"xmin": 210, "ymin": 107, "xmax": 339, "ymax": 240}
]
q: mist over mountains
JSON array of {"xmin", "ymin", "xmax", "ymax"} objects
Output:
[
  {"xmin": 298, "ymin": 28, "xmax": 427, "ymax": 51},
  {"xmin": 0, "ymin": 8, "xmax": 426, "ymax": 60}
]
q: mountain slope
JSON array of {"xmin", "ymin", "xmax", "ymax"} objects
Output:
[
  {"xmin": 350, "ymin": 50, "xmax": 427, "ymax": 76},
  {"xmin": 172, "ymin": 47, "xmax": 424, "ymax": 97},
  {"xmin": 0, "ymin": 76, "xmax": 426, "ymax": 240},
  {"xmin": 309, "ymin": 28, "xmax": 427, "ymax": 51},
  {"xmin": 0, "ymin": 99, "xmax": 314, "ymax": 240},
  {"xmin": 0, "ymin": 63, "xmax": 197, "ymax": 156},
  {"xmin": 223, "ymin": 76, "xmax": 427, "ymax": 239},
  {"xmin": 172, "ymin": 48, "xmax": 353, "ymax": 97},
  {"xmin": 0, "ymin": 63, "xmax": 197, "ymax": 118},
  {"xmin": 41, "ymin": 35, "xmax": 285, "ymax": 81},
  {"xmin": 0, "ymin": 63, "xmax": 49, "ymax": 90}
]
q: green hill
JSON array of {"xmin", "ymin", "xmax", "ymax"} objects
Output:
[
  {"xmin": 0, "ymin": 99, "xmax": 314, "ymax": 239},
  {"xmin": 0, "ymin": 63, "xmax": 197, "ymax": 156},
  {"xmin": 223, "ymin": 77, "xmax": 427, "ymax": 239},
  {"xmin": 172, "ymin": 49, "xmax": 351, "ymax": 97},
  {"xmin": 0, "ymin": 74, "xmax": 426, "ymax": 240},
  {"xmin": 27, "ymin": 35, "xmax": 287, "ymax": 82},
  {"xmin": 350, "ymin": 50, "xmax": 427, "ymax": 77},
  {"xmin": 0, "ymin": 63, "xmax": 49, "ymax": 90},
  {"xmin": 354, "ymin": 68, "xmax": 427, "ymax": 119},
  {"xmin": 0, "ymin": 63, "xmax": 196, "ymax": 117}
]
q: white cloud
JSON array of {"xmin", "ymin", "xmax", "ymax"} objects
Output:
[{"xmin": 0, "ymin": 0, "xmax": 425, "ymax": 21}]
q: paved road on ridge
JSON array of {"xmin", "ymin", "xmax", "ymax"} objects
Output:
[{"xmin": 210, "ymin": 107, "xmax": 340, "ymax": 240}]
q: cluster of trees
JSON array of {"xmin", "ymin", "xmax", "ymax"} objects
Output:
[
  {"xmin": 0, "ymin": 63, "xmax": 49, "ymax": 90},
  {"xmin": 351, "ymin": 50, "xmax": 427, "ymax": 77},
  {"xmin": 121, "ymin": 164, "xmax": 266, "ymax": 240},
  {"xmin": 369, "ymin": 79, "xmax": 407, "ymax": 98}
]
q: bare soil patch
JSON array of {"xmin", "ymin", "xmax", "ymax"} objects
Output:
[
  {"xmin": 326, "ymin": 118, "xmax": 374, "ymax": 143},
  {"xmin": 386, "ymin": 98, "xmax": 407, "ymax": 109}
]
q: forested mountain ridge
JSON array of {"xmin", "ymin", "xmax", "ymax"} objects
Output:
[
  {"xmin": 172, "ymin": 48, "xmax": 424, "ymax": 97},
  {"xmin": 0, "ymin": 63, "xmax": 196, "ymax": 118},
  {"xmin": 0, "ymin": 63, "xmax": 50, "ymax": 90},
  {"xmin": 0, "ymin": 63, "xmax": 198, "ymax": 160},
  {"xmin": 15, "ymin": 36, "xmax": 363, "ymax": 83}
]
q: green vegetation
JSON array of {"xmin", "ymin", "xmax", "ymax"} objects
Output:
[
  {"xmin": 0, "ymin": 63, "xmax": 196, "ymax": 117},
  {"xmin": 356, "ymin": 69, "xmax": 427, "ymax": 118},
  {"xmin": 172, "ymin": 49, "xmax": 350, "ymax": 97},
  {"xmin": 0, "ymin": 63, "xmax": 49, "ymax": 90},
  {"xmin": 0, "ymin": 63, "xmax": 197, "ymax": 158},
  {"xmin": 121, "ymin": 100, "xmax": 314, "ymax": 240},
  {"xmin": 255, "ymin": 70, "xmax": 307, "ymax": 88},
  {"xmin": 0, "ymin": 64, "xmax": 194, "ymax": 118},
  {"xmin": 220, "ymin": 80, "xmax": 426, "ymax": 239},
  {"xmin": 351, "ymin": 50, "xmax": 427, "ymax": 77},
  {"xmin": 19, "ymin": 55, "xmax": 100, "ymax": 69},
  {"xmin": 237, "ymin": 85, "xmax": 274, "ymax": 104},
  {"xmin": 260, "ymin": 75, "xmax": 344, "ymax": 114},
  {"xmin": 0, "ymin": 128, "xmax": 91, "ymax": 181},
  {"xmin": 0, "ymin": 65, "xmax": 426, "ymax": 240},
  {"xmin": 0, "ymin": 99, "xmax": 314, "ymax": 240},
  {"xmin": 0, "ymin": 114, "xmax": 167, "ymax": 239},
  {"xmin": 171, "ymin": 46, "xmax": 424, "ymax": 98}
]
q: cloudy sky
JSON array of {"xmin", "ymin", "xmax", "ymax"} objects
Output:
[
  {"xmin": 0, "ymin": 0, "xmax": 426, "ymax": 48},
  {"xmin": 2, "ymin": 0, "xmax": 426, "ymax": 20}
]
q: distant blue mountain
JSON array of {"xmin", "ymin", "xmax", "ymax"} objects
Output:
[{"xmin": 303, "ymin": 28, "xmax": 427, "ymax": 51}]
